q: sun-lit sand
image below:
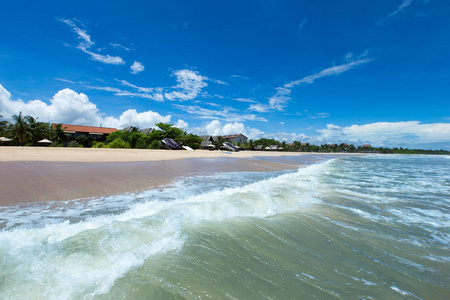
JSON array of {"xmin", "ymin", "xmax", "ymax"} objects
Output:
[{"xmin": 0, "ymin": 146, "xmax": 310, "ymax": 162}]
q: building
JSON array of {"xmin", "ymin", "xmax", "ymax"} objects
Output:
[
  {"xmin": 223, "ymin": 134, "xmax": 248, "ymax": 144},
  {"xmin": 55, "ymin": 124, "xmax": 117, "ymax": 147},
  {"xmin": 199, "ymin": 135, "xmax": 218, "ymax": 149}
]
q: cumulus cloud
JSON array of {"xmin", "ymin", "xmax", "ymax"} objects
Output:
[
  {"xmin": 130, "ymin": 61, "xmax": 144, "ymax": 74},
  {"xmin": 192, "ymin": 120, "xmax": 264, "ymax": 140},
  {"xmin": 315, "ymin": 121, "xmax": 450, "ymax": 148},
  {"xmin": 173, "ymin": 119, "xmax": 189, "ymax": 129},
  {"xmin": 102, "ymin": 109, "xmax": 171, "ymax": 129},
  {"xmin": 57, "ymin": 18, "xmax": 125, "ymax": 65},
  {"xmin": 0, "ymin": 83, "xmax": 176, "ymax": 130}
]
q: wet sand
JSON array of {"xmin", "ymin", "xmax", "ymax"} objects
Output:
[{"xmin": 0, "ymin": 147, "xmax": 325, "ymax": 206}]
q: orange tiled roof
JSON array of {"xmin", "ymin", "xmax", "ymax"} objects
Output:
[{"xmin": 54, "ymin": 124, "xmax": 117, "ymax": 134}]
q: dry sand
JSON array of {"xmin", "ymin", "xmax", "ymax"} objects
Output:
[
  {"xmin": 0, "ymin": 147, "xmax": 331, "ymax": 206},
  {"xmin": 0, "ymin": 146, "xmax": 311, "ymax": 162}
]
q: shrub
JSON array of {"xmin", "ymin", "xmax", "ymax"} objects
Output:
[
  {"xmin": 92, "ymin": 141, "xmax": 106, "ymax": 148},
  {"xmin": 68, "ymin": 140, "xmax": 81, "ymax": 147},
  {"xmin": 148, "ymin": 140, "xmax": 161, "ymax": 149},
  {"xmin": 107, "ymin": 138, "xmax": 131, "ymax": 149}
]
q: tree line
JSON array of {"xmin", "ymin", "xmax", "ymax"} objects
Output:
[{"xmin": 1, "ymin": 113, "xmax": 448, "ymax": 154}]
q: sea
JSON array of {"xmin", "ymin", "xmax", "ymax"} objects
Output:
[{"xmin": 0, "ymin": 155, "xmax": 449, "ymax": 299}]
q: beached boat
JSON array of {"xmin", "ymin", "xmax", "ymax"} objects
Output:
[
  {"xmin": 223, "ymin": 142, "xmax": 239, "ymax": 152},
  {"xmin": 162, "ymin": 138, "xmax": 182, "ymax": 150}
]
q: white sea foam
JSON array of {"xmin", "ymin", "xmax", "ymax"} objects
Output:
[{"xmin": 0, "ymin": 160, "xmax": 332, "ymax": 299}]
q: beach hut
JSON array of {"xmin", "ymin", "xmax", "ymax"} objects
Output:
[
  {"xmin": 38, "ymin": 139, "xmax": 53, "ymax": 146},
  {"xmin": 0, "ymin": 137, "xmax": 12, "ymax": 145}
]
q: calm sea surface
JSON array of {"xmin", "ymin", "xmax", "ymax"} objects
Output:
[{"xmin": 1, "ymin": 155, "xmax": 449, "ymax": 299}]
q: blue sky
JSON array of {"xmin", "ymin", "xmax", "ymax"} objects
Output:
[{"xmin": 1, "ymin": 0, "xmax": 449, "ymax": 149}]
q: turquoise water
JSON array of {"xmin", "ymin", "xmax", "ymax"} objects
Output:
[{"xmin": 0, "ymin": 155, "xmax": 449, "ymax": 299}]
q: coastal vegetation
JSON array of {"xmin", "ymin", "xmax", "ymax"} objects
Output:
[{"xmin": 0, "ymin": 113, "xmax": 448, "ymax": 154}]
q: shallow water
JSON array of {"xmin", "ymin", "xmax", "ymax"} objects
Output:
[{"xmin": 0, "ymin": 155, "xmax": 449, "ymax": 299}]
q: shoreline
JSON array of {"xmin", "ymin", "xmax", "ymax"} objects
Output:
[
  {"xmin": 0, "ymin": 146, "xmax": 347, "ymax": 162},
  {"xmin": 0, "ymin": 147, "xmax": 358, "ymax": 207}
]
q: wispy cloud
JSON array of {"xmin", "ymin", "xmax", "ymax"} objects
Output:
[
  {"xmin": 110, "ymin": 43, "xmax": 133, "ymax": 51},
  {"xmin": 164, "ymin": 70, "xmax": 209, "ymax": 101},
  {"xmin": 303, "ymin": 110, "xmax": 330, "ymax": 119},
  {"xmin": 85, "ymin": 69, "xmax": 221, "ymax": 103},
  {"xmin": 173, "ymin": 104, "xmax": 267, "ymax": 122},
  {"xmin": 387, "ymin": 0, "xmax": 413, "ymax": 18},
  {"xmin": 298, "ymin": 19, "xmax": 307, "ymax": 31},
  {"xmin": 57, "ymin": 18, "xmax": 125, "ymax": 65},
  {"xmin": 130, "ymin": 61, "xmax": 144, "ymax": 74},
  {"xmin": 378, "ymin": 0, "xmax": 418, "ymax": 24},
  {"xmin": 234, "ymin": 97, "xmax": 258, "ymax": 103},
  {"xmin": 230, "ymin": 75, "xmax": 250, "ymax": 80},
  {"xmin": 250, "ymin": 52, "xmax": 373, "ymax": 112},
  {"xmin": 55, "ymin": 78, "xmax": 76, "ymax": 84}
]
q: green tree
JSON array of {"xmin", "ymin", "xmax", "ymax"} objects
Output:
[
  {"xmin": 0, "ymin": 115, "xmax": 10, "ymax": 136},
  {"xmin": 155, "ymin": 123, "xmax": 184, "ymax": 139},
  {"xmin": 26, "ymin": 116, "xmax": 49, "ymax": 145},
  {"xmin": 107, "ymin": 138, "xmax": 131, "ymax": 148},
  {"xmin": 214, "ymin": 136, "xmax": 225, "ymax": 150},
  {"xmin": 51, "ymin": 124, "xmax": 69, "ymax": 145},
  {"xmin": 176, "ymin": 134, "xmax": 203, "ymax": 149},
  {"xmin": 9, "ymin": 112, "xmax": 32, "ymax": 146}
]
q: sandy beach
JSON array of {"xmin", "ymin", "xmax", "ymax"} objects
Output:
[{"xmin": 0, "ymin": 147, "xmax": 330, "ymax": 206}]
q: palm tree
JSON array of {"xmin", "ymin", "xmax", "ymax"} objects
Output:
[
  {"xmin": 51, "ymin": 123, "xmax": 69, "ymax": 145},
  {"xmin": 214, "ymin": 136, "xmax": 225, "ymax": 150},
  {"xmin": 26, "ymin": 116, "xmax": 49, "ymax": 145},
  {"xmin": 0, "ymin": 115, "xmax": 10, "ymax": 136},
  {"xmin": 10, "ymin": 112, "xmax": 32, "ymax": 146}
]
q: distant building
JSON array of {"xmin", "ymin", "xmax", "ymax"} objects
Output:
[
  {"xmin": 55, "ymin": 124, "xmax": 117, "ymax": 147},
  {"xmin": 362, "ymin": 144, "xmax": 372, "ymax": 148},
  {"xmin": 120, "ymin": 126, "xmax": 137, "ymax": 132},
  {"xmin": 140, "ymin": 128, "xmax": 154, "ymax": 134},
  {"xmin": 223, "ymin": 134, "xmax": 248, "ymax": 144},
  {"xmin": 199, "ymin": 135, "xmax": 218, "ymax": 149}
]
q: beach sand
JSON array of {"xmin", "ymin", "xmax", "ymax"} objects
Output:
[{"xmin": 0, "ymin": 147, "xmax": 324, "ymax": 206}]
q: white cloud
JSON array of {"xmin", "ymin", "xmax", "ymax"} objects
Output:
[
  {"xmin": 298, "ymin": 19, "xmax": 307, "ymax": 31},
  {"xmin": 130, "ymin": 61, "xmax": 145, "ymax": 74},
  {"xmin": 234, "ymin": 97, "xmax": 257, "ymax": 103},
  {"xmin": 55, "ymin": 78, "xmax": 76, "ymax": 84},
  {"xmin": 315, "ymin": 121, "xmax": 450, "ymax": 148},
  {"xmin": 82, "ymin": 49, "xmax": 125, "ymax": 65},
  {"xmin": 0, "ymin": 85, "xmax": 101, "ymax": 125},
  {"xmin": 230, "ymin": 75, "xmax": 250, "ymax": 80},
  {"xmin": 192, "ymin": 120, "xmax": 264, "ymax": 140},
  {"xmin": 0, "ymin": 84, "xmax": 172, "ymax": 130},
  {"xmin": 304, "ymin": 110, "xmax": 330, "ymax": 119},
  {"xmin": 386, "ymin": 0, "xmax": 413, "ymax": 18},
  {"xmin": 174, "ymin": 119, "xmax": 189, "ymax": 129},
  {"xmin": 164, "ymin": 70, "xmax": 209, "ymax": 101},
  {"xmin": 110, "ymin": 43, "xmax": 132, "ymax": 51},
  {"xmin": 58, "ymin": 18, "xmax": 125, "ymax": 65},
  {"xmin": 102, "ymin": 109, "xmax": 171, "ymax": 129},
  {"xmin": 250, "ymin": 53, "xmax": 373, "ymax": 112},
  {"xmin": 86, "ymin": 69, "xmax": 219, "ymax": 103},
  {"xmin": 173, "ymin": 104, "xmax": 267, "ymax": 122}
]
